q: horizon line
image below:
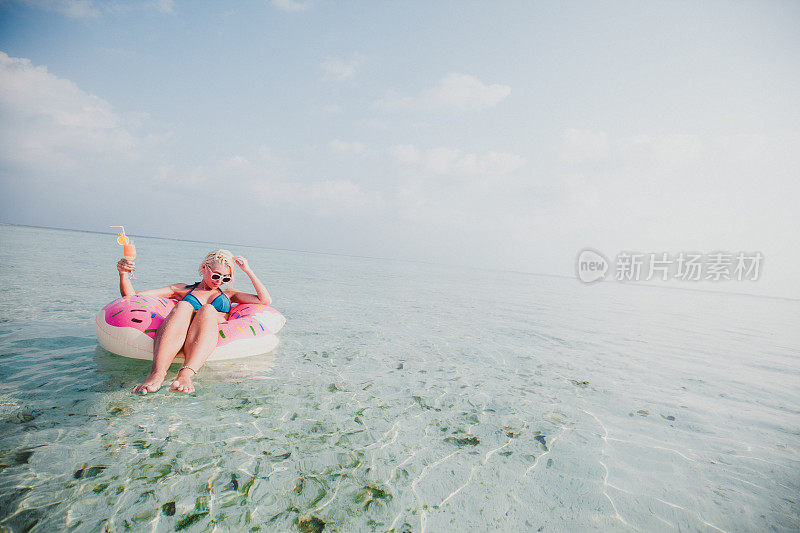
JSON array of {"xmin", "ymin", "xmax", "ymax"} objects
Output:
[{"xmin": 2, "ymin": 221, "xmax": 797, "ymax": 304}]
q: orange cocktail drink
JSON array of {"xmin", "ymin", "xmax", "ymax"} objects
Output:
[
  {"xmin": 112, "ymin": 226, "xmax": 137, "ymax": 279},
  {"xmin": 123, "ymin": 243, "xmax": 136, "ymax": 260}
]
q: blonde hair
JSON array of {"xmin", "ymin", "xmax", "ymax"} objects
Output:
[{"xmin": 199, "ymin": 249, "xmax": 236, "ymax": 284}]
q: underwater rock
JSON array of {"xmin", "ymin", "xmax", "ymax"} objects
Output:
[
  {"xmin": 108, "ymin": 404, "xmax": 131, "ymax": 416},
  {"xmin": 161, "ymin": 501, "xmax": 176, "ymax": 516},
  {"xmin": 240, "ymin": 474, "xmax": 256, "ymax": 496},
  {"xmin": 135, "ymin": 491, "xmax": 154, "ymax": 504},
  {"xmin": 465, "ymin": 414, "xmax": 480, "ymax": 424},
  {"xmin": 0, "ymin": 504, "xmax": 41, "ymax": 533},
  {"xmin": 175, "ymin": 511, "xmax": 208, "ymax": 530},
  {"xmin": 12, "ymin": 448, "xmax": 35, "ymax": 465},
  {"xmin": 268, "ymin": 506, "xmax": 301, "ymax": 525},
  {"xmin": 295, "ymin": 515, "xmax": 326, "ymax": 533},
  {"xmin": 223, "ymin": 473, "xmax": 238, "ymax": 491},
  {"xmin": 74, "ymin": 465, "xmax": 107, "ymax": 479},
  {"xmin": 149, "ymin": 447, "xmax": 165, "ymax": 458},
  {"xmin": 263, "ymin": 450, "xmax": 291, "ymax": 461},
  {"xmin": 445, "ymin": 436, "xmax": 480, "ymax": 447},
  {"xmin": 6, "ymin": 410, "xmax": 40, "ymax": 424},
  {"xmin": 131, "ymin": 510, "xmax": 156, "ymax": 523},
  {"xmin": 355, "ymin": 485, "xmax": 393, "ymax": 510},
  {"xmin": 195, "ymin": 496, "xmax": 209, "ymax": 512},
  {"xmin": 153, "ymin": 463, "xmax": 173, "ymax": 481},
  {"xmin": 411, "ymin": 396, "xmax": 441, "ymax": 411}
]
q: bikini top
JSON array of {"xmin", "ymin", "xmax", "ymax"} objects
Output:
[{"xmin": 181, "ymin": 283, "xmax": 231, "ymax": 313}]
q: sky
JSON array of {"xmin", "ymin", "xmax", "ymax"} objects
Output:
[{"xmin": 1, "ymin": 0, "xmax": 799, "ymax": 298}]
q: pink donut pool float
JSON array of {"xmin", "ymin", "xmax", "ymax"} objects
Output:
[{"xmin": 95, "ymin": 295, "xmax": 286, "ymax": 361}]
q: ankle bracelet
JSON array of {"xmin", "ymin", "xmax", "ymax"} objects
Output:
[{"xmin": 178, "ymin": 366, "xmax": 197, "ymax": 375}]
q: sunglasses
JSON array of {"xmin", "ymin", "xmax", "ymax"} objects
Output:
[{"xmin": 209, "ymin": 273, "xmax": 231, "ymax": 283}]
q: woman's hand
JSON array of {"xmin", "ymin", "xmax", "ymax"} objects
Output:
[
  {"xmin": 229, "ymin": 255, "xmax": 272, "ymax": 305},
  {"xmin": 117, "ymin": 258, "xmax": 135, "ymax": 274},
  {"xmin": 233, "ymin": 256, "xmax": 251, "ymax": 273},
  {"xmin": 117, "ymin": 258, "xmax": 135, "ymax": 297}
]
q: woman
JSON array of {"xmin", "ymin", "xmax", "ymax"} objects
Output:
[{"xmin": 116, "ymin": 249, "xmax": 272, "ymax": 395}]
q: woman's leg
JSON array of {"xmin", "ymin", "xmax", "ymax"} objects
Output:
[
  {"xmin": 171, "ymin": 304, "xmax": 222, "ymax": 393},
  {"xmin": 132, "ymin": 301, "xmax": 195, "ymax": 394}
]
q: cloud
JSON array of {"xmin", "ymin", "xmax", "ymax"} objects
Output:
[
  {"xmin": 153, "ymin": 149, "xmax": 382, "ymax": 218},
  {"xmin": 225, "ymin": 155, "xmax": 250, "ymax": 167},
  {"xmin": 376, "ymin": 73, "xmax": 511, "ymax": 112},
  {"xmin": 250, "ymin": 177, "xmax": 382, "ymax": 217},
  {"xmin": 386, "ymin": 144, "xmax": 420, "ymax": 165},
  {"xmin": 17, "ymin": 0, "xmax": 99, "ymax": 18},
  {"xmin": 381, "ymin": 143, "xmax": 529, "ymax": 263},
  {"xmin": 328, "ymin": 139, "xmax": 366, "ymax": 156},
  {"xmin": 320, "ymin": 55, "xmax": 363, "ymax": 82},
  {"xmin": 269, "ymin": 0, "xmax": 311, "ymax": 12},
  {"xmin": 13, "ymin": 0, "xmax": 178, "ymax": 17},
  {"xmin": 322, "ymin": 104, "xmax": 343, "ymax": 114},
  {"xmin": 388, "ymin": 144, "xmax": 525, "ymax": 178},
  {"xmin": 616, "ymin": 133, "xmax": 702, "ymax": 169},
  {"xmin": 306, "ymin": 180, "xmax": 377, "ymax": 215},
  {"xmin": 152, "ymin": 0, "xmax": 173, "ymax": 14},
  {"xmin": 153, "ymin": 164, "xmax": 209, "ymax": 188},
  {"xmin": 559, "ymin": 128, "xmax": 610, "ymax": 165},
  {"xmin": 0, "ymin": 51, "xmax": 138, "ymax": 175}
]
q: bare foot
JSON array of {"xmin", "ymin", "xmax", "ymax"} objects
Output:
[
  {"xmin": 170, "ymin": 369, "xmax": 195, "ymax": 394},
  {"xmin": 132, "ymin": 370, "xmax": 167, "ymax": 395}
]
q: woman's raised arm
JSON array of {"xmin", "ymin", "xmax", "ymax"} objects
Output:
[
  {"xmin": 116, "ymin": 258, "xmax": 182, "ymax": 299},
  {"xmin": 117, "ymin": 258, "xmax": 135, "ymax": 296},
  {"xmin": 136, "ymin": 285, "xmax": 184, "ymax": 298},
  {"xmin": 229, "ymin": 256, "xmax": 272, "ymax": 305}
]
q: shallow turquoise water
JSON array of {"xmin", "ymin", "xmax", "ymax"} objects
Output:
[{"xmin": 0, "ymin": 224, "xmax": 798, "ymax": 532}]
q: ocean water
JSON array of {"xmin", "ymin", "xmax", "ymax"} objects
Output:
[{"xmin": 0, "ymin": 224, "xmax": 797, "ymax": 532}]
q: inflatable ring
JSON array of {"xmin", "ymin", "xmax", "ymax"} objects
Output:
[{"xmin": 95, "ymin": 295, "xmax": 286, "ymax": 361}]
